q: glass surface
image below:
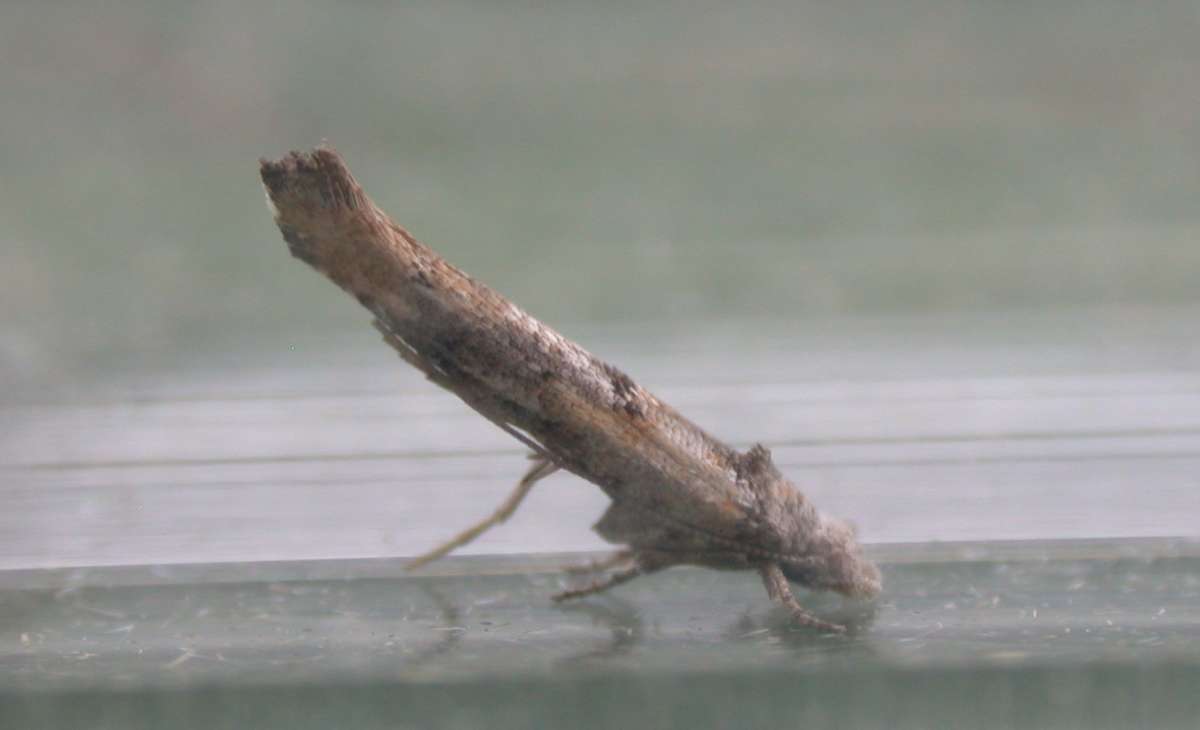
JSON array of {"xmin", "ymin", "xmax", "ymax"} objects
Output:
[{"xmin": 3, "ymin": 541, "xmax": 1199, "ymax": 728}]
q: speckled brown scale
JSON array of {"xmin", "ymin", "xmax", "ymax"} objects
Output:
[{"xmin": 260, "ymin": 146, "xmax": 881, "ymax": 632}]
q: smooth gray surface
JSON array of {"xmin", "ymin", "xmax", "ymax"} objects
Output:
[{"xmin": 4, "ymin": 309, "xmax": 1200, "ymax": 570}]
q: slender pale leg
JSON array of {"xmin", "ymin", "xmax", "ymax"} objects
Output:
[
  {"xmin": 407, "ymin": 455, "xmax": 559, "ymax": 570},
  {"xmin": 759, "ymin": 563, "xmax": 845, "ymax": 633},
  {"xmin": 552, "ymin": 564, "xmax": 646, "ymax": 602},
  {"xmin": 553, "ymin": 552, "xmax": 668, "ymax": 602}
]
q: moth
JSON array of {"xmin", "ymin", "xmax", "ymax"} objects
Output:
[{"xmin": 260, "ymin": 147, "xmax": 881, "ymax": 632}]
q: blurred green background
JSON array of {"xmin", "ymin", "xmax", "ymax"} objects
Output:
[{"xmin": 3, "ymin": 0, "xmax": 1198, "ymax": 385}]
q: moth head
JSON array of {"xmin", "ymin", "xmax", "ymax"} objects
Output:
[{"xmin": 780, "ymin": 516, "xmax": 881, "ymax": 599}]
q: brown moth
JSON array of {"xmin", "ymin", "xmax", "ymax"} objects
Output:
[{"xmin": 260, "ymin": 147, "xmax": 881, "ymax": 632}]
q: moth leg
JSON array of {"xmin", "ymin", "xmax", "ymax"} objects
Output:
[
  {"xmin": 407, "ymin": 455, "xmax": 559, "ymax": 571},
  {"xmin": 561, "ymin": 549, "xmax": 636, "ymax": 576},
  {"xmin": 553, "ymin": 553, "xmax": 666, "ymax": 603},
  {"xmin": 552, "ymin": 565, "xmax": 644, "ymax": 603},
  {"xmin": 374, "ymin": 320, "xmax": 452, "ymax": 388},
  {"xmin": 759, "ymin": 563, "xmax": 846, "ymax": 633}
]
